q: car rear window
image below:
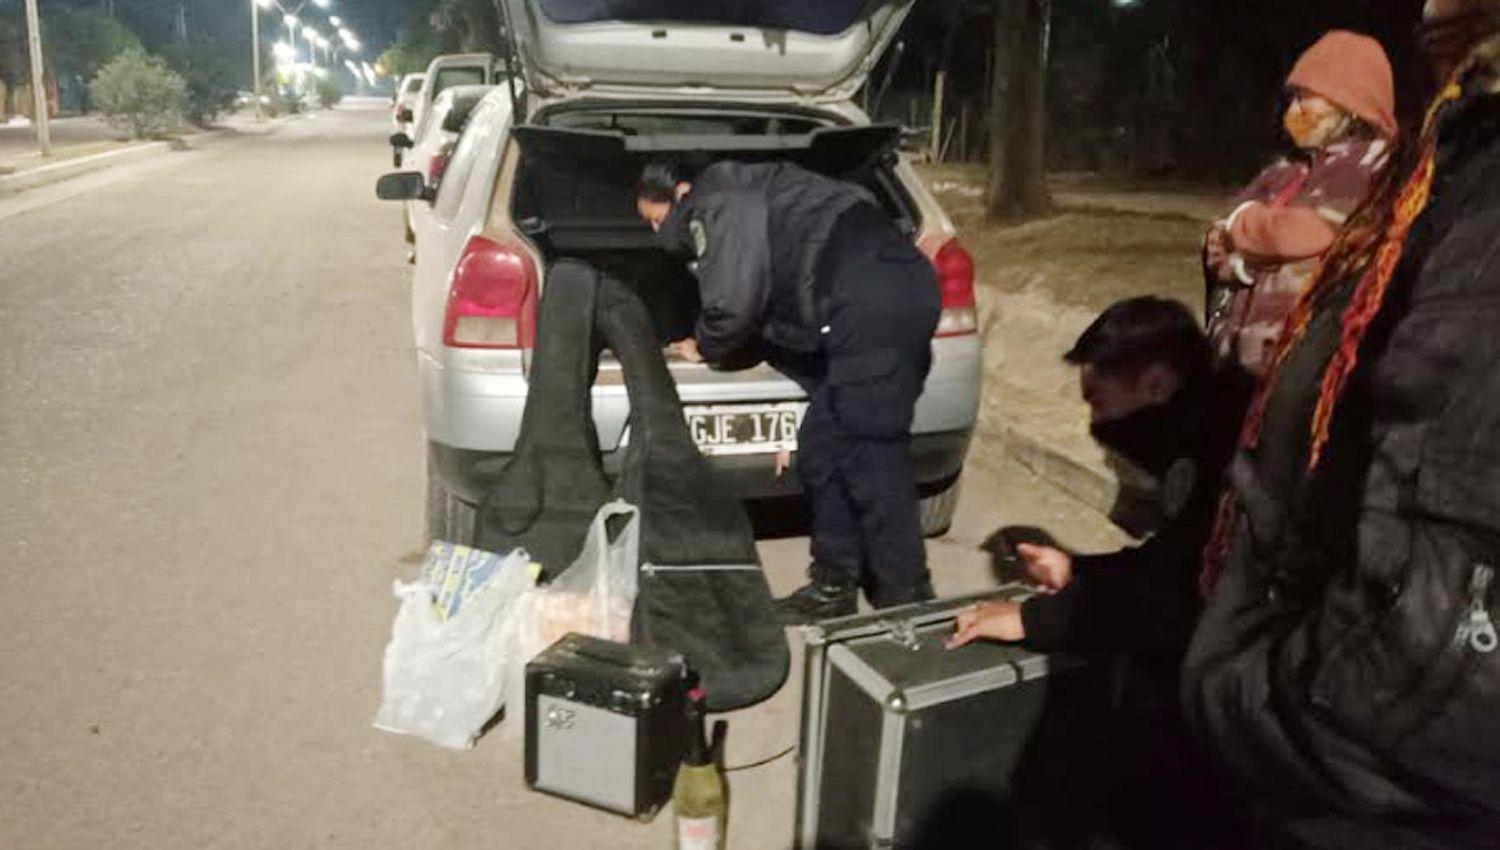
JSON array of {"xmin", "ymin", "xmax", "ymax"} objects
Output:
[
  {"xmin": 433, "ymin": 67, "xmax": 485, "ymax": 96},
  {"xmin": 403, "ymin": 77, "xmax": 424, "ymax": 95}
]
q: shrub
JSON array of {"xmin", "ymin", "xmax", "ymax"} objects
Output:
[
  {"xmin": 89, "ymin": 50, "xmax": 186, "ymax": 139},
  {"xmin": 315, "ymin": 75, "xmax": 343, "ymax": 109},
  {"xmin": 161, "ymin": 44, "xmax": 239, "ymax": 126}
]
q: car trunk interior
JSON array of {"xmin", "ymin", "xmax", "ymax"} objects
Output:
[{"xmin": 508, "ymin": 108, "xmax": 916, "ymax": 348}]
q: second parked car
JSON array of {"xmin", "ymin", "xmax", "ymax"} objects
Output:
[{"xmin": 389, "ymin": 84, "xmax": 495, "ymax": 247}]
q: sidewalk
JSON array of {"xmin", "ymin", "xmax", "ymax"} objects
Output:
[
  {"xmin": 0, "ymin": 109, "xmax": 300, "ymax": 191},
  {"xmin": 917, "ymin": 163, "xmax": 1234, "ymax": 530}
]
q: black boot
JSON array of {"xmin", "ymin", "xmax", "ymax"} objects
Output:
[{"xmin": 775, "ymin": 580, "xmax": 858, "ymax": 625}]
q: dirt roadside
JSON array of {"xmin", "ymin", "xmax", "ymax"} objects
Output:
[{"xmin": 918, "ymin": 163, "xmax": 1233, "ymax": 522}]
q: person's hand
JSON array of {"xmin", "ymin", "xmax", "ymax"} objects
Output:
[
  {"xmin": 1016, "ymin": 543, "xmax": 1073, "ymax": 591},
  {"xmin": 946, "ymin": 600, "xmax": 1025, "ymax": 649},
  {"xmin": 668, "ymin": 338, "xmax": 702, "ymax": 363}
]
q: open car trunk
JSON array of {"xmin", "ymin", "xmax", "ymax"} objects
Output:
[
  {"xmin": 509, "ymin": 116, "xmax": 913, "ymax": 348},
  {"xmin": 501, "ymin": 0, "xmax": 914, "ymax": 100}
]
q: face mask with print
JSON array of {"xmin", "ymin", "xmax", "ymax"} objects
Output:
[{"xmin": 1284, "ymin": 100, "xmax": 1352, "ymax": 150}]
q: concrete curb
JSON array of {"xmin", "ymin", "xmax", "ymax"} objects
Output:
[
  {"xmin": 0, "ymin": 139, "xmax": 182, "ymax": 196},
  {"xmin": 991, "ymin": 420, "xmax": 1161, "ymax": 536}
]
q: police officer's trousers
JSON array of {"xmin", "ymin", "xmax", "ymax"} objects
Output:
[{"xmin": 797, "ymin": 206, "xmax": 942, "ymax": 606}]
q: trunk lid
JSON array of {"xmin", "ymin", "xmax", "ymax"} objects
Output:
[{"xmin": 500, "ymin": 0, "xmax": 914, "ymax": 101}]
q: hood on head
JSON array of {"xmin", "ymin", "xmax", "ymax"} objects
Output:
[{"xmin": 1286, "ymin": 30, "xmax": 1398, "ymax": 139}]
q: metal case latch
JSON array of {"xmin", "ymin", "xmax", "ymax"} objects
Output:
[{"xmin": 885, "ymin": 619, "xmax": 921, "ymax": 652}]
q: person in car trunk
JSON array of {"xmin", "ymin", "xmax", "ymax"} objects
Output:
[
  {"xmin": 1185, "ymin": 3, "xmax": 1500, "ymax": 846},
  {"xmin": 634, "ymin": 156, "xmax": 942, "ymax": 623},
  {"xmin": 1204, "ymin": 30, "xmax": 1396, "ymax": 378}
]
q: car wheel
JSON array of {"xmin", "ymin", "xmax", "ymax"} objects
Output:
[
  {"xmin": 425, "ymin": 457, "xmax": 475, "ymax": 546},
  {"xmin": 919, "ymin": 476, "xmax": 961, "ymax": 538}
]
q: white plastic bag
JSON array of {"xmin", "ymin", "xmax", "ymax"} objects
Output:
[
  {"xmin": 502, "ymin": 501, "xmax": 640, "ymax": 734},
  {"xmin": 373, "ymin": 547, "xmax": 532, "ymax": 750}
]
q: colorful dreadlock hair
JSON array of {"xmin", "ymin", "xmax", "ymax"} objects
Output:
[{"xmin": 1199, "ymin": 69, "xmax": 1469, "ymax": 596}]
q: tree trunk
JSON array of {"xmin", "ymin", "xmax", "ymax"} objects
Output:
[{"xmin": 986, "ymin": 0, "xmax": 1052, "ymax": 221}]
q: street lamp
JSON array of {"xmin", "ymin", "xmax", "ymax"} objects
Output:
[{"xmin": 254, "ymin": 0, "xmax": 334, "ymax": 103}]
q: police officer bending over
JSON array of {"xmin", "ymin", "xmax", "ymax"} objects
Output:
[{"xmin": 633, "ymin": 157, "xmax": 942, "ymax": 623}]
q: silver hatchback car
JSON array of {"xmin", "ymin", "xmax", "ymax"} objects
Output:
[{"xmin": 386, "ymin": 0, "xmax": 981, "ymax": 545}]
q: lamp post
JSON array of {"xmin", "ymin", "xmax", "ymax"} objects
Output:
[
  {"xmin": 251, "ymin": 0, "xmax": 273, "ymax": 121},
  {"xmin": 23, "ymin": 0, "xmax": 49, "ymax": 155},
  {"xmin": 283, "ymin": 13, "xmax": 300, "ymax": 60}
]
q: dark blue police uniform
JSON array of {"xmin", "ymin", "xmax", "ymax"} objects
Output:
[{"xmin": 670, "ymin": 160, "xmax": 940, "ymax": 610}]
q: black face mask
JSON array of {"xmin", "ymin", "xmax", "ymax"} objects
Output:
[
  {"xmin": 1089, "ymin": 389, "xmax": 1197, "ymax": 478},
  {"xmin": 654, "ymin": 201, "xmax": 695, "ymax": 258}
]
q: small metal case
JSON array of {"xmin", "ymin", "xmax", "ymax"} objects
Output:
[
  {"xmin": 795, "ymin": 587, "xmax": 1053, "ymax": 849},
  {"xmin": 524, "ymin": 633, "xmax": 690, "ymax": 819}
]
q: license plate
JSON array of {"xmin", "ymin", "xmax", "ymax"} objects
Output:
[
  {"xmin": 618, "ymin": 403, "xmax": 806, "ymax": 455},
  {"xmin": 676, "ymin": 403, "xmax": 805, "ymax": 456}
]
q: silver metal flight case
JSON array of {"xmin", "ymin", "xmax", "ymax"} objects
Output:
[{"xmin": 794, "ymin": 586, "xmax": 1053, "ymax": 849}]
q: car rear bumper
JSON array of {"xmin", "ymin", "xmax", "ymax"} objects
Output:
[{"xmin": 430, "ymin": 428, "xmax": 972, "ymax": 507}]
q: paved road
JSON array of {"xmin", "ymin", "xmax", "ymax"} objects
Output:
[{"xmin": 0, "ymin": 102, "xmax": 1128, "ymax": 849}]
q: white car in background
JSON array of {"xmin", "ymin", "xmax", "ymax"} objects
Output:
[
  {"xmin": 389, "ymin": 84, "xmax": 495, "ymax": 248},
  {"xmin": 401, "ymin": 54, "xmax": 501, "ymax": 155},
  {"xmin": 377, "ymin": 0, "xmax": 980, "ymax": 546},
  {"xmin": 390, "ymin": 73, "xmax": 425, "ymax": 164}
]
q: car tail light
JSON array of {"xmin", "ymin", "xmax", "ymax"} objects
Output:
[
  {"xmin": 931, "ymin": 239, "xmax": 977, "ymax": 337},
  {"xmin": 426, "ymin": 152, "xmax": 449, "ymax": 186},
  {"xmin": 443, "ymin": 235, "xmax": 538, "ymax": 349}
]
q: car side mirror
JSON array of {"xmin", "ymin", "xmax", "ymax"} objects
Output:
[
  {"xmin": 397, "ymin": 107, "xmax": 414, "ymax": 123},
  {"xmin": 389, "ymin": 132, "xmax": 414, "ymax": 149},
  {"xmin": 376, "ymin": 171, "xmax": 434, "ymax": 203}
]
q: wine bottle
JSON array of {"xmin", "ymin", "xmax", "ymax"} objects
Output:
[{"xmin": 672, "ymin": 689, "xmax": 725, "ymax": 850}]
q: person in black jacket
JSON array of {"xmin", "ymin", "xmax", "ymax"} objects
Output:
[
  {"xmin": 634, "ymin": 157, "xmax": 942, "ymax": 623},
  {"xmin": 1182, "ymin": 4, "xmax": 1500, "ymax": 847},
  {"xmin": 947, "ymin": 297, "xmax": 1247, "ymax": 666},
  {"xmin": 947, "ymin": 297, "xmax": 1250, "ymax": 849}
]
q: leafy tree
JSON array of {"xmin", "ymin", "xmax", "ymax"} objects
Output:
[
  {"xmin": 0, "ymin": 19, "xmax": 27, "ymax": 88},
  {"xmin": 160, "ymin": 42, "xmax": 239, "ymax": 125},
  {"xmin": 89, "ymin": 49, "xmax": 187, "ymax": 139},
  {"xmin": 46, "ymin": 8, "xmax": 144, "ymax": 112},
  {"xmin": 44, "ymin": 8, "xmax": 143, "ymax": 82},
  {"xmin": 376, "ymin": 40, "xmax": 436, "ymax": 79}
]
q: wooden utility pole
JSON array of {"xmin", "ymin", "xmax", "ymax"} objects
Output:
[{"xmin": 987, "ymin": 0, "xmax": 1052, "ymax": 220}]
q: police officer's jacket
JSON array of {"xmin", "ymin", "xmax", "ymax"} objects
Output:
[{"xmin": 682, "ymin": 160, "xmax": 878, "ymax": 365}]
